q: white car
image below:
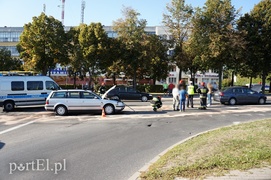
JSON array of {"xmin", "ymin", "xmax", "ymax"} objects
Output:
[{"xmin": 45, "ymin": 86, "xmax": 125, "ymax": 116}]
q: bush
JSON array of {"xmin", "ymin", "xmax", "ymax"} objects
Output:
[{"xmin": 144, "ymin": 85, "xmax": 164, "ymax": 93}]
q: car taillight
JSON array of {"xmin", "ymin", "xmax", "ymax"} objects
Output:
[
  {"xmin": 219, "ymin": 92, "xmax": 224, "ymax": 96},
  {"xmin": 45, "ymin": 100, "xmax": 49, "ymax": 104}
]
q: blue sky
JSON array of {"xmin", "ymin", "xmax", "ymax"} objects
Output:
[{"xmin": 0, "ymin": 0, "xmax": 262, "ymax": 27}]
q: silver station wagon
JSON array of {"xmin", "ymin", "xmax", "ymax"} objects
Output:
[{"xmin": 45, "ymin": 87, "xmax": 125, "ymax": 116}]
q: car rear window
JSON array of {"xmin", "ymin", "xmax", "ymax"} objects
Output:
[{"xmin": 52, "ymin": 92, "xmax": 66, "ymax": 98}]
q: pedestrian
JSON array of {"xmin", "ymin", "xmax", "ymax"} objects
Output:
[
  {"xmin": 178, "ymin": 79, "xmax": 185, "ymax": 90},
  {"xmin": 197, "ymin": 82, "xmax": 209, "ymax": 109},
  {"xmin": 99, "ymin": 82, "xmax": 106, "ymax": 95},
  {"xmin": 187, "ymin": 81, "xmax": 195, "ymax": 108},
  {"xmin": 172, "ymin": 84, "xmax": 180, "ymax": 111},
  {"xmin": 179, "ymin": 85, "xmax": 188, "ymax": 112},
  {"xmin": 207, "ymin": 82, "xmax": 213, "ymax": 107},
  {"xmin": 163, "ymin": 82, "xmax": 169, "ymax": 96},
  {"xmin": 168, "ymin": 82, "xmax": 175, "ymax": 96}
]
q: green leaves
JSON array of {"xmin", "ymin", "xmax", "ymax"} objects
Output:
[
  {"xmin": 0, "ymin": 48, "xmax": 22, "ymax": 71},
  {"xmin": 18, "ymin": 13, "xmax": 68, "ymax": 75}
]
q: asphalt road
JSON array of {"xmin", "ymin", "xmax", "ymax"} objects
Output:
[{"xmin": 0, "ymin": 99, "xmax": 271, "ymax": 180}]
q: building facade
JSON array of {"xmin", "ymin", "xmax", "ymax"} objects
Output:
[{"xmin": 0, "ymin": 26, "xmax": 218, "ymax": 85}]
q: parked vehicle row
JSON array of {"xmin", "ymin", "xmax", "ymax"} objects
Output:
[{"xmin": 1, "ymin": 76, "xmax": 268, "ymax": 115}]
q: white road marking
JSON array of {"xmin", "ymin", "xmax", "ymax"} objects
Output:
[{"xmin": 0, "ymin": 120, "xmax": 36, "ymax": 135}]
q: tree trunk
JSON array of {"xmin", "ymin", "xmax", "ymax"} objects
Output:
[
  {"xmin": 73, "ymin": 73, "xmax": 77, "ymax": 88},
  {"xmin": 153, "ymin": 76, "xmax": 156, "ymax": 85},
  {"xmin": 249, "ymin": 76, "xmax": 253, "ymax": 88},
  {"xmin": 218, "ymin": 66, "xmax": 223, "ymax": 90},
  {"xmin": 178, "ymin": 67, "xmax": 182, "ymax": 82},
  {"xmin": 231, "ymin": 71, "xmax": 234, "ymax": 86},
  {"xmin": 262, "ymin": 72, "xmax": 266, "ymax": 94},
  {"xmin": 133, "ymin": 68, "xmax": 137, "ymax": 90}
]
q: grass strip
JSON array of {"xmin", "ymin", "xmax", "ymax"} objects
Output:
[{"xmin": 140, "ymin": 119, "xmax": 271, "ymax": 180}]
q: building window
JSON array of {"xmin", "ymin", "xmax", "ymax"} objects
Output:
[{"xmin": 168, "ymin": 77, "xmax": 176, "ymax": 84}]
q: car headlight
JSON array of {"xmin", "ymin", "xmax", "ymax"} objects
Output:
[{"xmin": 117, "ymin": 102, "xmax": 124, "ymax": 106}]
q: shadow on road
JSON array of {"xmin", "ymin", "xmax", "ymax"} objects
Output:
[{"xmin": 0, "ymin": 141, "xmax": 5, "ymax": 150}]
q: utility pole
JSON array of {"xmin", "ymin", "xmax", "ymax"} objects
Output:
[
  {"xmin": 43, "ymin": 4, "xmax": 46, "ymax": 13},
  {"xmin": 81, "ymin": 0, "xmax": 86, "ymax": 24},
  {"xmin": 61, "ymin": 0, "xmax": 65, "ymax": 25}
]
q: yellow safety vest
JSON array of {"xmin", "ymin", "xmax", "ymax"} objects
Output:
[
  {"xmin": 199, "ymin": 88, "xmax": 207, "ymax": 98},
  {"xmin": 187, "ymin": 85, "xmax": 194, "ymax": 95}
]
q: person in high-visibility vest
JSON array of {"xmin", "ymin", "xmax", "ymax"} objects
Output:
[
  {"xmin": 197, "ymin": 82, "xmax": 209, "ymax": 109},
  {"xmin": 187, "ymin": 81, "xmax": 195, "ymax": 108}
]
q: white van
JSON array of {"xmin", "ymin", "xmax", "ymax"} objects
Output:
[{"xmin": 0, "ymin": 76, "xmax": 61, "ymax": 111}]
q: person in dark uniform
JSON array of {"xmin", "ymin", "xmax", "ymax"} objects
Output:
[
  {"xmin": 99, "ymin": 83, "xmax": 106, "ymax": 95},
  {"xmin": 197, "ymin": 82, "xmax": 209, "ymax": 109}
]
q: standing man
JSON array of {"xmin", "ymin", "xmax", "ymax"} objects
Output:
[
  {"xmin": 187, "ymin": 81, "xmax": 195, "ymax": 108},
  {"xmin": 163, "ymin": 82, "xmax": 169, "ymax": 96},
  {"xmin": 168, "ymin": 82, "xmax": 175, "ymax": 96},
  {"xmin": 172, "ymin": 84, "xmax": 180, "ymax": 111},
  {"xmin": 197, "ymin": 82, "xmax": 209, "ymax": 109},
  {"xmin": 179, "ymin": 85, "xmax": 188, "ymax": 112}
]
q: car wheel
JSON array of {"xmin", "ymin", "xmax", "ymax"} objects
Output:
[
  {"xmin": 229, "ymin": 98, "xmax": 236, "ymax": 105},
  {"xmin": 141, "ymin": 96, "xmax": 148, "ymax": 102},
  {"xmin": 55, "ymin": 105, "xmax": 67, "ymax": 116},
  {"xmin": 104, "ymin": 104, "xmax": 115, "ymax": 115},
  {"xmin": 4, "ymin": 101, "xmax": 15, "ymax": 111},
  {"xmin": 110, "ymin": 96, "xmax": 120, "ymax": 101},
  {"xmin": 258, "ymin": 97, "xmax": 266, "ymax": 105}
]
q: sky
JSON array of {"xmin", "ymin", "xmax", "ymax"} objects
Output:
[{"xmin": 0, "ymin": 0, "xmax": 262, "ymax": 27}]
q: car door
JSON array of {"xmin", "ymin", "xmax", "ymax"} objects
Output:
[
  {"xmin": 66, "ymin": 91, "xmax": 82, "ymax": 110},
  {"xmin": 245, "ymin": 89, "xmax": 260, "ymax": 103},
  {"xmin": 234, "ymin": 88, "xmax": 246, "ymax": 103},
  {"xmin": 117, "ymin": 87, "xmax": 127, "ymax": 99},
  {"xmin": 127, "ymin": 87, "xmax": 141, "ymax": 100},
  {"xmin": 81, "ymin": 91, "xmax": 102, "ymax": 110}
]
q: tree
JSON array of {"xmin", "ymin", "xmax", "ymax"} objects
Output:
[
  {"xmin": 0, "ymin": 48, "xmax": 22, "ymax": 71},
  {"xmin": 105, "ymin": 38, "xmax": 126, "ymax": 85},
  {"xmin": 66, "ymin": 25, "xmax": 85, "ymax": 88},
  {"xmin": 162, "ymin": 0, "xmax": 193, "ymax": 80},
  {"xmin": 18, "ymin": 13, "xmax": 68, "ymax": 75},
  {"xmin": 191, "ymin": 0, "xmax": 240, "ymax": 89},
  {"xmin": 113, "ymin": 6, "xmax": 147, "ymax": 89},
  {"xmin": 78, "ymin": 22, "xmax": 111, "ymax": 88},
  {"xmin": 143, "ymin": 35, "xmax": 170, "ymax": 84},
  {"xmin": 238, "ymin": 0, "xmax": 271, "ymax": 93}
]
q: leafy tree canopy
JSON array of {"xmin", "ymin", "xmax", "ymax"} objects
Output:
[
  {"xmin": 18, "ymin": 12, "xmax": 68, "ymax": 75},
  {"xmin": 0, "ymin": 48, "xmax": 23, "ymax": 71}
]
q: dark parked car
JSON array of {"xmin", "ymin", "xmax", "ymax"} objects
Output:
[
  {"xmin": 104, "ymin": 86, "xmax": 153, "ymax": 102},
  {"xmin": 213, "ymin": 86, "xmax": 266, "ymax": 105}
]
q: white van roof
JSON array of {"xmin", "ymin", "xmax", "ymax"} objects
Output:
[{"xmin": 0, "ymin": 76, "xmax": 54, "ymax": 80}]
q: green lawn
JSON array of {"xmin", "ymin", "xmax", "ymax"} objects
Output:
[{"xmin": 140, "ymin": 119, "xmax": 271, "ymax": 180}]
